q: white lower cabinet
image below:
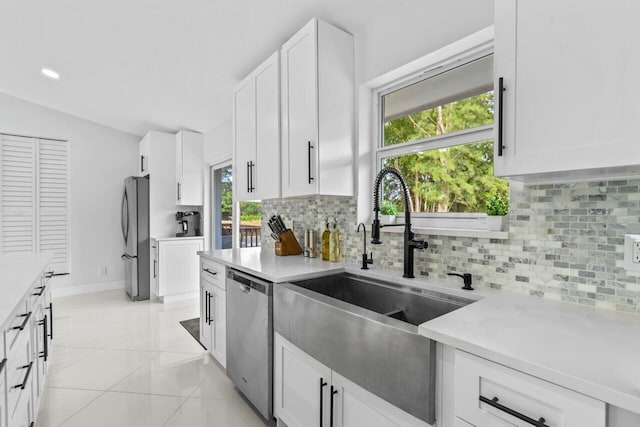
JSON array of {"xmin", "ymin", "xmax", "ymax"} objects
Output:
[
  {"xmin": 274, "ymin": 333, "xmax": 429, "ymax": 427},
  {"xmin": 199, "ymin": 258, "xmax": 226, "ymax": 368},
  {"xmin": 454, "ymin": 350, "xmax": 606, "ymax": 427},
  {"xmin": 156, "ymin": 237, "xmax": 204, "ymax": 301},
  {"xmin": 6, "ymin": 320, "xmax": 34, "ymax": 427}
]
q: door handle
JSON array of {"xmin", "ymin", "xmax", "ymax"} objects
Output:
[
  {"xmin": 239, "ymin": 284, "xmax": 251, "ymax": 294},
  {"xmin": 208, "ymin": 291, "xmax": 214, "ymax": 325},
  {"xmin": 497, "ymin": 77, "xmax": 505, "ymax": 157},
  {"xmin": 308, "ymin": 141, "xmax": 314, "ymax": 184},
  {"xmin": 205, "ymin": 291, "xmax": 210, "ymax": 324},
  {"xmin": 319, "ymin": 378, "xmax": 328, "ymax": 427},
  {"xmin": 329, "ymin": 385, "xmax": 338, "ymax": 427},
  {"xmin": 249, "ymin": 161, "xmax": 255, "ymax": 192},
  {"xmin": 39, "ymin": 315, "xmax": 48, "ymax": 361},
  {"xmin": 48, "ymin": 303, "xmax": 54, "ymax": 340}
]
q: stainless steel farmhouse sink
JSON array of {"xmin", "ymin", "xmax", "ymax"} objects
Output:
[{"xmin": 274, "ymin": 272, "xmax": 474, "ymax": 424}]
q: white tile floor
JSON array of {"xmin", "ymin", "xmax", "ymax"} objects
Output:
[{"xmin": 36, "ymin": 289, "xmax": 270, "ymax": 427}]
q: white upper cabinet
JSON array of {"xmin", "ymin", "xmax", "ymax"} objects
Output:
[
  {"xmin": 138, "ymin": 135, "xmax": 150, "ymax": 176},
  {"xmin": 175, "ymin": 131, "xmax": 204, "ymax": 206},
  {"xmin": 494, "ymin": 0, "xmax": 640, "ymax": 180},
  {"xmin": 233, "ymin": 51, "xmax": 281, "ymax": 202},
  {"xmin": 281, "ymin": 18, "xmax": 355, "ymax": 197}
]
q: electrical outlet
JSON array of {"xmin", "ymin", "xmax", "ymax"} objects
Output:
[{"xmin": 624, "ymin": 235, "xmax": 640, "ymax": 271}]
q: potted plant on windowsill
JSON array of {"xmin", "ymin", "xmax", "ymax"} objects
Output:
[
  {"xmin": 485, "ymin": 193, "xmax": 509, "ymax": 231},
  {"xmin": 380, "ymin": 202, "xmax": 397, "ymax": 225}
]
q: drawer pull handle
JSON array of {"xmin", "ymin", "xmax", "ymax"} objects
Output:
[
  {"xmin": 203, "ymin": 268, "xmax": 217, "ymax": 276},
  {"xmin": 33, "ymin": 285, "xmax": 46, "ymax": 296},
  {"xmin": 14, "ymin": 362, "xmax": 33, "ymax": 390},
  {"xmin": 11, "ymin": 312, "xmax": 32, "ymax": 331},
  {"xmin": 479, "ymin": 395, "xmax": 549, "ymax": 427}
]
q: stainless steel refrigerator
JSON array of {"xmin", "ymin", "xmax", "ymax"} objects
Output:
[{"xmin": 121, "ymin": 176, "xmax": 150, "ymax": 301}]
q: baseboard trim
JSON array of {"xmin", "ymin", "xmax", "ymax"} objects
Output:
[
  {"xmin": 159, "ymin": 291, "xmax": 199, "ymax": 304},
  {"xmin": 52, "ymin": 281, "xmax": 125, "ymax": 298}
]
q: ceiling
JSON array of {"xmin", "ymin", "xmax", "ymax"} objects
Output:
[{"xmin": 0, "ymin": 0, "xmax": 411, "ymax": 137}]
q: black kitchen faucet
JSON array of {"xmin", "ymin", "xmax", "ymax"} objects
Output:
[{"xmin": 371, "ymin": 167, "xmax": 427, "ymax": 278}]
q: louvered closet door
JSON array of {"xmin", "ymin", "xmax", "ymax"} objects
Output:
[
  {"xmin": 38, "ymin": 139, "xmax": 69, "ymax": 273},
  {"xmin": 0, "ymin": 135, "xmax": 36, "ymax": 253},
  {"xmin": 0, "ymin": 135, "xmax": 69, "ymax": 274}
]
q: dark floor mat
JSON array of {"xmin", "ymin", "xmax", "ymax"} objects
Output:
[{"xmin": 179, "ymin": 318, "xmax": 206, "ymax": 350}]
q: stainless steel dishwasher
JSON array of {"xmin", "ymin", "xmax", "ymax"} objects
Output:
[{"xmin": 226, "ymin": 269, "xmax": 273, "ymax": 421}]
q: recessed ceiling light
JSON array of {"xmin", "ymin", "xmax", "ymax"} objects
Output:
[{"xmin": 41, "ymin": 68, "xmax": 60, "ymax": 80}]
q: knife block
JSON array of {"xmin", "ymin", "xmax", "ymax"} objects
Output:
[{"xmin": 274, "ymin": 229, "xmax": 303, "ymax": 256}]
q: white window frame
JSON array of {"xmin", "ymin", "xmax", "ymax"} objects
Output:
[
  {"xmin": 206, "ymin": 156, "xmax": 232, "ymax": 251},
  {"xmin": 356, "ymin": 26, "xmax": 507, "ymax": 238}
]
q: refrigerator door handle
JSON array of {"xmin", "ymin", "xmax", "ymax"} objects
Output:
[{"xmin": 121, "ymin": 188, "xmax": 129, "ymax": 245}]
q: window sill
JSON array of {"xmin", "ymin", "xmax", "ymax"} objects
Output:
[{"xmin": 381, "ymin": 225, "xmax": 509, "ymax": 240}]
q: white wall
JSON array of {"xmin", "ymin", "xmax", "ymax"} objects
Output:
[
  {"xmin": 354, "ymin": 0, "xmax": 494, "ymax": 84},
  {"xmin": 0, "ymin": 92, "xmax": 139, "ymax": 293}
]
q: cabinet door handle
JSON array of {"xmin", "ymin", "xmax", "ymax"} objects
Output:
[
  {"xmin": 0, "ymin": 358, "xmax": 6, "ymax": 375},
  {"xmin": 319, "ymin": 378, "xmax": 328, "ymax": 427},
  {"xmin": 247, "ymin": 161, "xmax": 251, "ymax": 193},
  {"xmin": 177, "ymin": 182, "xmax": 181, "ymax": 201},
  {"xmin": 205, "ymin": 291, "xmax": 210, "ymax": 324},
  {"xmin": 48, "ymin": 303, "xmax": 54, "ymax": 340},
  {"xmin": 208, "ymin": 291, "xmax": 214, "ymax": 325},
  {"xmin": 480, "ymin": 395, "xmax": 549, "ymax": 427},
  {"xmin": 329, "ymin": 385, "xmax": 338, "ymax": 427},
  {"xmin": 39, "ymin": 315, "xmax": 48, "ymax": 361},
  {"xmin": 153, "ymin": 259, "xmax": 157, "ymax": 278},
  {"xmin": 140, "ymin": 155, "xmax": 145, "ymax": 173},
  {"xmin": 497, "ymin": 77, "xmax": 505, "ymax": 157},
  {"xmin": 11, "ymin": 312, "xmax": 32, "ymax": 331},
  {"xmin": 13, "ymin": 362, "xmax": 33, "ymax": 390},
  {"xmin": 308, "ymin": 141, "xmax": 314, "ymax": 184},
  {"xmin": 249, "ymin": 161, "xmax": 255, "ymax": 192},
  {"xmin": 32, "ymin": 285, "xmax": 46, "ymax": 296}
]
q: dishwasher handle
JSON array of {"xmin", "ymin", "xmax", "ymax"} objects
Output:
[{"xmin": 227, "ymin": 269, "xmax": 272, "ymax": 296}]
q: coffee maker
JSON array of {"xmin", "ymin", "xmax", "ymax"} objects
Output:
[{"xmin": 175, "ymin": 211, "xmax": 201, "ymax": 237}]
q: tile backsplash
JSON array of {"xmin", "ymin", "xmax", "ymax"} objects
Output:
[{"xmin": 262, "ymin": 179, "xmax": 640, "ymax": 314}]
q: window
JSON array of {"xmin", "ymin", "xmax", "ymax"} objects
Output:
[
  {"xmin": 0, "ymin": 134, "xmax": 70, "ymax": 273},
  {"xmin": 210, "ymin": 163, "xmax": 262, "ymax": 249},
  {"xmin": 376, "ymin": 53, "xmax": 508, "ymax": 229},
  {"xmin": 238, "ymin": 201, "xmax": 261, "ymax": 248}
]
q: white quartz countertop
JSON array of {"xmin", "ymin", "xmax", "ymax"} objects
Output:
[
  {"xmin": 419, "ymin": 293, "xmax": 640, "ymax": 413},
  {"xmin": 198, "ymin": 248, "xmax": 346, "ymax": 282},
  {"xmin": 0, "ymin": 253, "xmax": 52, "ymax": 328}
]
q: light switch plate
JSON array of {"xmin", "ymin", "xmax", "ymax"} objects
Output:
[{"xmin": 624, "ymin": 234, "xmax": 640, "ymax": 271}]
